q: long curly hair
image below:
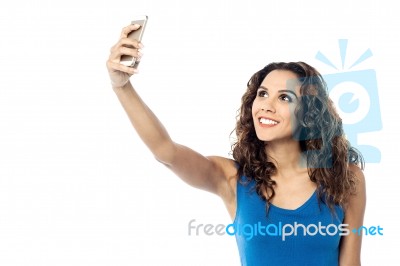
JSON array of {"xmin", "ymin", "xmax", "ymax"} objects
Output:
[{"xmin": 231, "ymin": 62, "xmax": 364, "ymax": 214}]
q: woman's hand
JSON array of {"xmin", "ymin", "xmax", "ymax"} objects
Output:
[{"xmin": 106, "ymin": 24, "xmax": 144, "ymax": 88}]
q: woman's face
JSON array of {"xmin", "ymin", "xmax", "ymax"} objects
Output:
[{"xmin": 252, "ymin": 70, "xmax": 302, "ymax": 143}]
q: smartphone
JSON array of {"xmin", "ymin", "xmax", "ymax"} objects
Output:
[{"xmin": 120, "ymin": 15, "xmax": 148, "ymax": 68}]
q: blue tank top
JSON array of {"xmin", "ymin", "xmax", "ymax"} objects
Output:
[{"xmin": 233, "ymin": 175, "xmax": 344, "ymax": 266}]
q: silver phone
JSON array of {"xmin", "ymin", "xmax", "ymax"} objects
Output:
[{"xmin": 120, "ymin": 15, "xmax": 148, "ymax": 68}]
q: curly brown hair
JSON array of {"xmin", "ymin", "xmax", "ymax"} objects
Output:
[{"xmin": 231, "ymin": 62, "xmax": 364, "ymax": 215}]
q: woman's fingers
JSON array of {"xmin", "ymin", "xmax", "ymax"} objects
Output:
[
  {"xmin": 107, "ymin": 60, "xmax": 137, "ymax": 75},
  {"xmin": 114, "ymin": 36, "xmax": 143, "ymax": 50},
  {"xmin": 109, "ymin": 27, "xmax": 144, "ymax": 63},
  {"xmin": 106, "ymin": 24, "xmax": 145, "ymax": 85},
  {"xmin": 120, "ymin": 23, "xmax": 141, "ymax": 38},
  {"xmin": 106, "ymin": 24, "xmax": 146, "ymax": 88},
  {"xmin": 109, "ymin": 38, "xmax": 143, "ymax": 66},
  {"xmin": 109, "ymin": 45, "xmax": 142, "ymax": 62}
]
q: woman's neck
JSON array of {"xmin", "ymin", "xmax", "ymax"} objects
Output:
[{"xmin": 265, "ymin": 140, "xmax": 306, "ymax": 175}]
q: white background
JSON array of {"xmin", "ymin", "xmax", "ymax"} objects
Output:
[{"xmin": 0, "ymin": 0, "xmax": 398, "ymax": 265}]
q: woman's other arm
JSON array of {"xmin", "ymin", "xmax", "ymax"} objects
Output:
[{"xmin": 339, "ymin": 165, "xmax": 367, "ymax": 266}]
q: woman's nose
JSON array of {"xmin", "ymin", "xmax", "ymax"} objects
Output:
[{"xmin": 261, "ymin": 98, "xmax": 276, "ymax": 113}]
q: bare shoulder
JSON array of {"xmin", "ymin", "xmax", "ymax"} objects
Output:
[
  {"xmin": 206, "ymin": 156, "xmax": 238, "ymax": 177},
  {"xmin": 348, "ymin": 163, "xmax": 364, "ymax": 177},
  {"xmin": 345, "ymin": 163, "xmax": 366, "ymax": 213},
  {"xmin": 348, "ymin": 164, "xmax": 366, "ymax": 195}
]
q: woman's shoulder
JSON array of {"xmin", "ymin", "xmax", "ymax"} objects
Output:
[
  {"xmin": 348, "ymin": 163, "xmax": 364, "ymax": 177},
  {"xmin": 348, "ymin": 163, "xmax": 366, "ymax": 191},
  {"xmin": 344, "ymin": 163, "xmax": 366, "ymax": 211},
  {"xmin": 206, "ymin": 156, "xmax": 238, "ymax": 175}
]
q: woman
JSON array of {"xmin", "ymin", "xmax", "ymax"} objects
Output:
[{"xmin": 106, "ymin": 24, "xmax": 366, "ymax": 266}]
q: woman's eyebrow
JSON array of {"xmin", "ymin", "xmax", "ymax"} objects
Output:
[
  {"xmin": 258, "ymin": 86, "xmax": 298, "ymax": 99},
  {"xmin": 278, "ymin": 90, "xmax": 298, "ymax": 99}
]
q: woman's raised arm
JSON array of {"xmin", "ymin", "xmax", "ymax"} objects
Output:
[{"xmin": 106, "ymin": 24, "xmax": 237, "ymax": 200}]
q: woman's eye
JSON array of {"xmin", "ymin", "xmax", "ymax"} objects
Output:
[
  {"xmin": 258, "ymin": 90, "xmax": 268, "ymax": 97},
  {"xmin": 280, "ymin": 94, "xmax": 292, "ymax": 102}
]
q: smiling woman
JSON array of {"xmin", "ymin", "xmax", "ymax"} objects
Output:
[
  {"xmin": 231, "ymin": 62, "xmax": 366, "ymax": 265},
  {"xmin": 233, "ymin": 62, "xmax": 364, "ymax": 213},
  {"xmin": 106, "ymin": 24, "xmax": 366, "ymax": 266}
]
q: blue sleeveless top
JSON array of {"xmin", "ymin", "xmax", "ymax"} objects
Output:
[{"xmin": 233, "ymin": 176, "xmax": 344, "ymax": 266}]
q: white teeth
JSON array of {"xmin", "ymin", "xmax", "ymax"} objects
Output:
[{"xmin": 260, "ymin": 118, "xmax": 278, "ymax": 125}]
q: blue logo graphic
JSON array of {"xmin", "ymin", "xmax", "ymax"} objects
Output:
[{"xmin": 316, "ymin": 39, "xmax": 382, "ymax": 163}]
